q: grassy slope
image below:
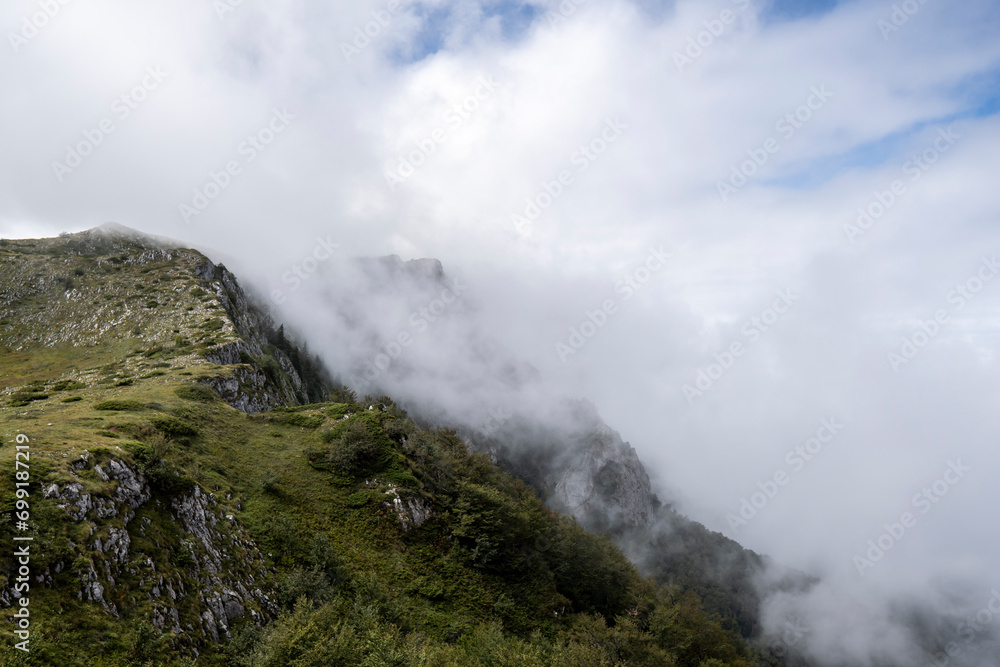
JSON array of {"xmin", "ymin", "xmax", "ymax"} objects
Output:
[{"xmin": 0, "ymin": 233, "xmax": 771, "ymax": 666}]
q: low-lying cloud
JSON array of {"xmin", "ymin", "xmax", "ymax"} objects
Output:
[{"xmin": 4, "ymin": 0, "xmax": 1000, "ymax": 663}]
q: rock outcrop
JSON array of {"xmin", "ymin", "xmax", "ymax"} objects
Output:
[
  {"xmin": 31, "ymin": 454, "xmax": 276, "ymax": 648},
  {"xmin": 551, "ymin": 424, "xmax": 655, "ymax": 528}
]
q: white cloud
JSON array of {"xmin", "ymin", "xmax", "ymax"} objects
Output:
[{"xmin": 4, "ymin": 0, "xmax": 1000, "ymax": 662}]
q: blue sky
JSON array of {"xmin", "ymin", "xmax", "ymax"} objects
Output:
[
  {"xmin": 762, "ymin": 0, "xmax": 840, "ymax": 22},
  {"xmin": 764, "ymin": 69, "xmax": 1000, "ymax": 191},
  {"xmin": 396, "ymin": 0, "xmax": 847, "ymax": 65},
  {"xmin": 393, "ymin": 1, "xmax": 540, "ymax": 63}
]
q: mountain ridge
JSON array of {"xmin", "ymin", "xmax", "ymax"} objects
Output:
[{"xmin": 0, "ymin": 226, "xmax": 782, "ymax": 665}]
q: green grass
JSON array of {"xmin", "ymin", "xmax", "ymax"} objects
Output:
[
  {"xmin": 174, "ymin": 383, "xmax": 218, "ymax": 402},
  {"xmin": 0, "ymin": 232, "xmax": 769, "ymax": 667},
  {"xmin": 93, "ymin": 399, "xmax": 146, "ymax": 411}
]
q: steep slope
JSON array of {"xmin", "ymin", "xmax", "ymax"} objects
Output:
[
  {"xmin": 270, "ymin": 251, "xmax": 793, "ymax": 648},
  {"xmin": 0, "ymin": 224, "xmax": 328, "ymax": 411},
  {"xmin": 0, "ymin": 229, "xmax": 773, "ymax": 666}
]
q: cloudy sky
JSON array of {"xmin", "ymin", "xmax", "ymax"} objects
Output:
[{"xmin": 4, "ymin": 0, "xmax": 1000, "ymax": 663}]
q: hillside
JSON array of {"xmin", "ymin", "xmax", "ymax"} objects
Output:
[
  {"xmin": 0, "ymin": 227, "xmax": 775, "ymax": 665},
  {"xmin": 272, "ymin": 249, "xmax": 803, "ymax": 647}
]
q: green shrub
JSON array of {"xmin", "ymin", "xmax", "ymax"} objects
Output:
[
  {"xmin": 60, "ymin": 396, "xmax": 83, "ymax": 403},
  {"xmin": 8, "ymin": 391, "xmax": 48, "ymax": 407},
  {"xmin": 259, "ymin": 355, "xmax": 282, "ymax": 386},
  {"xmin": 51, "ymin": 380, "xmax": 86, "ymax": 391},
  {"xmin": 324, "ymin": 403, "xmax": 353, "ymax": 420},
  {"xmin": 450, "ymin": 481, "xmax": 547, "ymax": 573},
  {"xmin": 329, "ymin": 386, "xmax": 357, "ymax": 404},
  {"xmin": 150, "ymin": 416, "xmax": 199, "ymax": 439},
  {"xmin": 88, "ymin": 447, "xmax": 116, "ymax": 463},
  {"xmin": 277, "ymin": 567, "xmax": 337, "ymax": 609},
  {"xmin": 543, "ymin": 517, "xmax": 640, "ymax": 619},
  {"xmin": 314, "ymin": 420, "xmax": 387, "ymax": 476},
  {"xmin": 94, "ymin": 399, "xmax": 145, "ymax": 411},
  {"xmin": 123, "ymin": 437, "xmax": 193, "ymax": 495},
  {"xmin": 383, "ymin": 418, "xmax": 412, "ymax": 443},
  {"xmin": 259, "ymin": 470, "xmax": 282, "ymax": 494},
  {"xmin": 175, "ymin": 546, "xmax": 195, "ymax": 569},
  {"xmin": 346, "ymin": 491, "xmax": 374, "ymax": 508},
  {"xmin": 174, "ymin": 384, "xmax": 217, "ymax": 402},
  {"xmin": 272, "ymin": 412, "xmax": 324, "ymax": 429}
]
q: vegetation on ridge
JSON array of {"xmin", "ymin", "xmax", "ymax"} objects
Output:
[{"xmin": 0, "ymin": 230, "xmax": 776, "ymax": 665}]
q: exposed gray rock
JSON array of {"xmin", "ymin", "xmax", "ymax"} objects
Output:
[
  {"xmin": 48, "ymin": 482, "xmax": 92, "ymax": 521},
  {"xmin": 383, "ymin": 485, "xmax": 433, "ymax": 531},
  {"xmin": 201, "ymin": 609, "xmax": 220, "ymax": 643},
  {"xmin": 203, "ymin": 364, "xmax": 282, "ymax": 414},
  {"xmin": 26, "ymin": 459, "xmax": 275, "ymax": 646},
  {"xmin": 196, "ymin": 258, "xmax": 322, "ymax": 412},
  {"xmin": 107, "ymin": 458, "xmax": 150, "ymax": 509},
  {"xmin": 94, "ymin": 526, "xmax": 131, "ymax": 565},
  {"xmin": 552, "ymin": 425, "xmax": 655, "ymax": 528},
  {"xmin": 152, "ymin": 605, "xmax": 182, "ymax": 634},
  {"xmin": 171, "ymin": 486, "xmax": 221, "ymax": 575}
]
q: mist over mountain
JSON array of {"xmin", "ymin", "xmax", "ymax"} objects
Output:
[
  {"xmin": 5, "ymin": 0, "xmax": 1000, "ymax": 664},
  {"xmin": 0, "ymin": 227, "xmax": 782, "ymax": 665},
  {"xmin": 259, "ymin": 247, "xmax": 1000, "ymax": 666}
]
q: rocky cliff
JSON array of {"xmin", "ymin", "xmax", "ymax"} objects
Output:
[
  {"xmin": 0, "ymin": 225, "xmax": 332, "ymax": 660},
  {"xmin": 0, "ymin": 223, "xmax": 327, "ymax": 413}
]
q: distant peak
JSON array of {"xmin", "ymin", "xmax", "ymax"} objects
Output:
[
  {"xmin": 91, "ymin": 221, "xmax": 142, "ymax": 235},
  {"xmin": 82, "ymin": 223, "xmax": 185, "ymax": 250},
  {"xmin": 353, "ymin": 254, "xmax": 447, "ymax": 287}
]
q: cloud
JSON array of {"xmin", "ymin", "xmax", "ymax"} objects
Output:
[{"xmin": 4, "ymin": 0, "xmax": 1000, "ymax": 662}]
